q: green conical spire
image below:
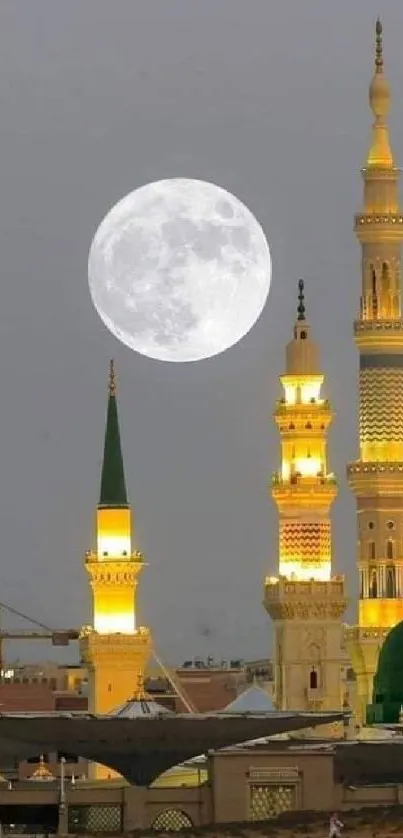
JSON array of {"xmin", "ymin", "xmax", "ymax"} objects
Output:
[{"xmin": 99, "ymin": 360, "xmax": 128, "ymax": 508}]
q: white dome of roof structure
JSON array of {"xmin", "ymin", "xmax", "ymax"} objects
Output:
[
  {"xmin": 110, "ymin": 697, "xmax": 174, "ymax": 718},
  {"xmin": 220, "ymin": 685, "xmax": 275, "ymax": 714},
  {"xmin": 108, "ymin": 673, "xmax": 174, "ymax": 719}
]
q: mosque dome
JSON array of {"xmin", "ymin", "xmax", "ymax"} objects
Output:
[
  {"xmin": 373, "ymin": 620, "xmax": 403, "ymax": 705},
  {"xmin": 220, "ymin": 685, "xmax": 275, "ymax": 714},
  {"xmin": 109, "ymin": 697, "xmax": 174, "ymax": 719}
]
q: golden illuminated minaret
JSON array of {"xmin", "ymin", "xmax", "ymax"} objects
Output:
[
  {"xmin": 345, "ymin": 20, "xmax": 403, "ymax": 723},
  {"xmin": 264, "ymin": 281, "xmax": 347, "ymax": 717},
  {"xmin": 80, "ymin": 361, "xmax": 152, "ymax": 726}
]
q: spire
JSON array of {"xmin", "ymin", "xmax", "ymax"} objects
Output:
[
  {"xmin": 367, "ymin": 18, "xmax": 393, "ymax": 168},
  {"xmin": 285, "ymin": 280, "xmax": 319, "ymax": 375},
  {"xmin": 375, "ymin": 17, "xmax": 383, "ymax": 73},
  {"xmin": 297, "ymin": 279, "xmax": 306, "ymax": 322},
  {"xmin": 99, "ymin": 360, "xmax": 128, "ymax": 508},
  {"xmin": 109, "ymin": 358, "xmax": 116, "ymax": 396}
]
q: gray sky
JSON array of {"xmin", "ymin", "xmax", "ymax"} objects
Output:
[{"xmin": 0, "ymin": 0, "xmax": 401, "ymax": 666}]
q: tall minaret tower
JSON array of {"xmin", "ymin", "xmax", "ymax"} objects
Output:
[
  {"xmin": 264, "ymin": 282, "xmax": 347, "ymax": 719},
  {"xmin": 80, "ymin": 361, "xmax": 152, "ymax": 722},
  {"xmin": 345, "ymin": 20, "xmax": 403, "ymax": 723}
]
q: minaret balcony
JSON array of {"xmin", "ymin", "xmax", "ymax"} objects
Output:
[
  {"xmin": 264, "ymin": 576, "xmax": 348, "ymax": 621},
  {"xmin": 353, "ymin": 319, "xmax": 403, "ymax": 352},
  {"xmin": 275, "ymin": 398, "xmax": 331, "ymax": 413},
  {"xmin": 347, "ymin": 461, "xmax": 403, "ymax": 495},
  {"xmin": 271, "ymin": 473, "xmax": 337, "ymax": 510},
  {"xmin": 355, "ymin": 212, "xmax": 403, "ymax": 225},
  {"xmin": 343, "ymin": 624, "xmax": 389, "ymax": 650},
  {"xmin": 355, "ymin": 213, "xmax": 403, "ymax": 242},
  {"xmin": 84, "ymin": 549, "xmax": 144, "ymax": 564},
  {"xmin": 272, "ymin": 473, "xmax": 337, "ymax": 490}
]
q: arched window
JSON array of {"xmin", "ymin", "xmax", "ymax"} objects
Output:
[
  {"xmin": 381, "ymin": 261, "xmax": 390, "ymax": 292},
  {"xmin": 370, "ymin": 568, "xmax": 378, "ymax": 599},
  {"xmin": 371, "ymin": 266, "xmax": 378, "ymax": 318},
  {"xmin": 309, "ymin": 668, "xmax": 318, "ymax": 689},
  {"xmin": 386, "ymin": 565, "xmax": 396, "ymax": 598},
  {"xmin": 387, "ymin": 540, "xmax": 394, "ymax": 560},
  {"xmin": 359, "ymin": 569, "xmax": 364, "ymax": 599},
  {"xmin": 151, "ymin": 810, "xmax": 194, "ymax": 832},
  {"xmin": 368, "ymin": 541, "xmax": 376, "ymax": 561}
]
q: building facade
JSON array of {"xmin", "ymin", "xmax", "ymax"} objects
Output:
[
  {"xmin": 345, "ymin": 20, "xmax": 403, "ymax": 723},
  {"xmin": 2, "ymin": 741, "xmax": 403, "ymax": 834},
  {"xmin": 264, "ymin": 282, "xmax": 347, "ymax": 718}
]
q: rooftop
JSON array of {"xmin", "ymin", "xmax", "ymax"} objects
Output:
[{"xmin": 0, "ymin": 709, "xmax": 347, "ymax": 785}]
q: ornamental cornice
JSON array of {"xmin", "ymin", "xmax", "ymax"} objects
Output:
[
  {"xmin": 264, "ymin": 577, "xmax": 347, "ymax": 620},
  {"xmin": 271, "ymin": 477, "xmax": 337, "ymax": 510},
  {"xmin": 347, "ymin": 461, "xmax": 403, "ymax": 495},
  {"xmin": 354, "ymin": 213, "xmax": 403, "ymax": 242},
  {"xmin": 80, "ymin": 627, "xmax": 152, "ymax": 664},
  {"xmin": 86, "ymin": 569, "xmax": 142, "ymax": 587},
  {"xmin": 274, "ymin": 424, "xmax": 332, "ymax": 438},
  {"xmin": 361, "ymin": 165, "xmax": 400, "ymax": 180},
  {"xmin": 265, "ymin": 601, "xmax": 347, "ymax": 621},
  {"xmin": 354, "ymin": 319, "xmax": 403, "ymax": 335},
  {"xmin": 355, "ymin": 213, "xmax": 403, "ymax": 226},
  {"xmin": 272, "ymin": 474, "xmax": 337, "ymax": 490},
  {"xmin": 85, "ymin": 551, "xmax": 144, "ymax": 565},
  {"xmin": 347, "ymin": 461, "xmax": 403, "ymax": 475},
  {"xmin": 343, "ymin": 624, "xmax": 388, "ymax": 644}
]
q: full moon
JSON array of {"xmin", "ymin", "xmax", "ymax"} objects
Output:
[{"xmin": 88, "ymin": 178, "xmax": 271, "ymax": 363}]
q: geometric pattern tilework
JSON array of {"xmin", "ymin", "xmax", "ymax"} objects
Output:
[
  {"xmin": 249, "ymin": 784, "xmax": 294, "ymax": 821},
  {"xmin": 360, "ymin": 368, "xmax": 403, "ymax": 442},
  {"xmin": 68, "ymin": 805, "xmax": 123, "ymax": 834},
  {"xmin": 151, "ymin": 809, "xmax": 194, "ymax": 832},
  {"xmin": 280, "ymin": 521, "xmax": 330, "ymax": 564}
]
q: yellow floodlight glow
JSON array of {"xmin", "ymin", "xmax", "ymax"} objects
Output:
[
  {"xmin": 97, "ymin": 534, "xmax": 131, "ymax": 558},
  {"xmin": 300, "ymin": 382, "xmax": 322, "ymax": 404},
  {"xmin": 294, "ymin": 456, "xmax": 322, "ymax": 477},
  {"xmin": 94, "ymin": 611, "xmax": 136, "ymax": 635},
  {"xmin": 278, "ymin": 560, "xmax": 331, "ymax": 582}
]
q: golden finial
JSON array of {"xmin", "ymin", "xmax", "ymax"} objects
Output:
[
  {"xmin": 134, "ymin": 671, "xmax": 146, "ymax": 699},
  {"xmin": 30, "ymin": 755, "xmax": 54, "ymax": 782},
  {"xmin": 375, "ymin": 17, "xmax": 383, "ymax": 73},
  {"xmin": 297, "ymin": 279, "xmax": 305, "ymax": 322},
  {"xmin": 367, "ymin": 17, "xmax": 393, "ymax": 168},
  {"xmin": 108, "ymin": 359, "xmax": 116, "ymax": 396}
]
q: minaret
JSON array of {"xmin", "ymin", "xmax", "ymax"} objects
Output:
[
  {"xmin": 345, "ymin": 20, "xmax": 403, "ymax": 723},
  {"xmin": 264, "ymin": 282, "xmax": 347, "ymax": 721},
  {"xmin": 80, "ymin": 361, "xmax": 152, "ymax": 724}
]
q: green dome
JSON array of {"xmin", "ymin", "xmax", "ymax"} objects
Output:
[{"xmin": 373, "ymin": 620, "xmax": 403, "ymax": 704}]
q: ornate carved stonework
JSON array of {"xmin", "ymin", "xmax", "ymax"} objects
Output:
[
  {"xmin": 80, "ymin": 627, "xmax": 152, "ymax": 668},
  {"xmin": 303, "ymin": 627, "xmax": 325, "ymax": 647},
  {"xmin": 267, "ymin": 599, "xmax": 347, "ymax": 621}
]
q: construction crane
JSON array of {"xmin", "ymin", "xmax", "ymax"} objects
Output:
[
  {"xmin": 152, "ymin": 648, "xmax": 196, "ymax": 713},
  {"xmin": 0, "ymin": 601, "xmax": 196, "ymax": 713},
  {"xmin": 0, "ymin": 599, "xmax": 79, "ymax": 675}
]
